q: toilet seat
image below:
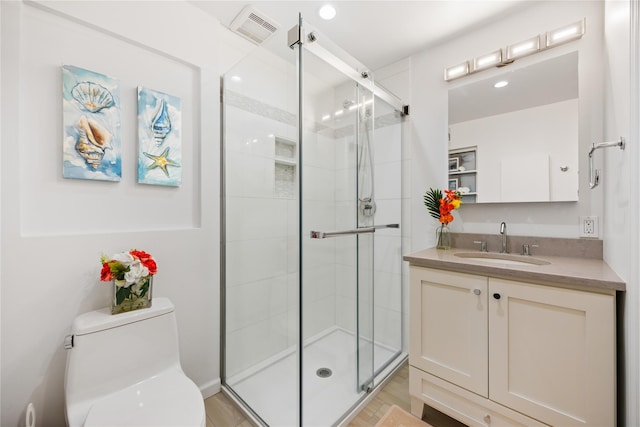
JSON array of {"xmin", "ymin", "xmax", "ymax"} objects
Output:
[{"xmin": 83, "ymin": 370, "xmax": 205, "ymax": 427}]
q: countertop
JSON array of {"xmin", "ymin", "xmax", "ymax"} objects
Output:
[{"xmin": 403, "ymin": 247, "xmax": 626, "ymax": 292}]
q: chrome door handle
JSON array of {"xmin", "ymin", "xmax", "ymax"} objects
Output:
[
  {"xmin": 310, "ymin": 223, "xmax": 399, "ymax": 239},
  {"xmin": 310, "ymin": 227, "xmax": 374, "ymax": 239},
  {"xmin": 374, "ymin": 223, "xmax": 399, "ymax": 229}
]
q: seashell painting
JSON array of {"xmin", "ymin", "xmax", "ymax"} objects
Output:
[
  {"xmin": 137, "ymin": 86, "xmax": 182, "ymax": 186},
  {"xmin": 62, "ymin": 65, "xmax": 121, "ymax": 181},
  {"xmin": 75, "ymin": 115, "xmax": 112, "ymax": 169},
  {"xmin": 70, "ymin": 81, "xmax": 114, "ymax": 113},
  {"xmin": 151, "ymin": 98, "xmax": 172, "ymax": 145}
]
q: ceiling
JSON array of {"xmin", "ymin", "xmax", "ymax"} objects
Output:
[{"xmin": 192, "ymin": 1, "xmax": 533, "ymax": 71}]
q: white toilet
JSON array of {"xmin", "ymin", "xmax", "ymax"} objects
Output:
[{"xmin": 64, "ymin": 297, "xmax": 205, "ymax": 427}]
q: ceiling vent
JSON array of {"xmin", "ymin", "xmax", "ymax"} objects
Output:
[{"xmin": 229, "ymin": 6, "xmax": 280, "ymax": 45}]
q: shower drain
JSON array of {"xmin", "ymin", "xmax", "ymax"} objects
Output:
[{"xmin": 316, "ymin": 367, "xmax": 332, "ymax": 378}]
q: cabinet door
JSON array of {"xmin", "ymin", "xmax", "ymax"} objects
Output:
[
  {"xmin": 410, "ymin": 267, "xmax": 488, "ymax": 397},
  {"xmin": 489, "ymin": 278, "xmax": 616, "ymax": 427}
]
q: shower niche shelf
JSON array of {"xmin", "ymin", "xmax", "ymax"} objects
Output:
[{"xmin": 274, "ymin": 137, "xmax": 297, "ymax": 198}]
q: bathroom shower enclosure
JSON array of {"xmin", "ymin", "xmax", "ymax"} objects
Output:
[{"xmin": 221, "ymin": 16, "xmax": 405, "ymax": 426}]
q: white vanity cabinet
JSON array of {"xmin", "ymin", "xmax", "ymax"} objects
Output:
[{"xmin": 409, "ymin": 266, "xmax": 616, "ymax": 427}]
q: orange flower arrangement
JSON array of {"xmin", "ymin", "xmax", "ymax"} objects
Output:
[{"xmin": 424, "ymin": 188, "xmax": 462, "ymax": 225}]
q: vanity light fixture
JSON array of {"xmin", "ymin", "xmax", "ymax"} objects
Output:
[
  {"xmin": 473, "ymin": 49, "xmax": 503, "ymax": 72},
  {"xmin": 506, "ymin": 35, "xmax": 541, "ymax": 61},
  {"xmin": 444, "ymin": 18, "xmax": 585, "ymax": 81},
  {"xmin": 444, "ymin": 61, "xmax": 470, "ymax": 81},
  {"xmin": 546, "ymin": 19, "xmax": 585, "ymax": 48}
]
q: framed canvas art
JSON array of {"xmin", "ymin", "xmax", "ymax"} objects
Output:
[
  {"xmin": 62, "ymin": 65, "xmax": 121, "ymax": 181},
  {"xmin": 137, "ymin": 87, "xmax": 182, "ymax": 186}
]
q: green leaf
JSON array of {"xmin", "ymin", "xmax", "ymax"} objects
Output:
[
  {"xmin": 139, "ymin": 280, "xmax": 149, "ymax": 298},
  {"xmin": 423, "ymin": 188, "xmax": 442, "ymax": 220},
  {"xmin": 109, "ymin": 261, "xmax": 130, "ymax": 281},
  {"xmin": 116, "ymin": 286, "xmax": 131, "ymax": 305}
]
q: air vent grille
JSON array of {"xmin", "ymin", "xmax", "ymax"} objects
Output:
[{"xmin": 230, "ymin": 6, "xmax": 280, "ymax": 45}]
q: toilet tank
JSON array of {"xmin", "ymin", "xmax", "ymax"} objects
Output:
[{"xmin": 64, "ymin": 298, "xmax": 183, "ymax": 410}]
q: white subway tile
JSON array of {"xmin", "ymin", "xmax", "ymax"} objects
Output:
[
  {"xmin": 226, "ymin": 197, "xmax": 288, "ymax": 241},
  {"xmin": 226, "ymin": 238, "xmax": 288, "ymax": 286}
]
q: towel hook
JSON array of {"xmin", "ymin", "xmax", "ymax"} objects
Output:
[{"xmin": 589, "ymin": 137, "xmax": 625, "ymax": 189}]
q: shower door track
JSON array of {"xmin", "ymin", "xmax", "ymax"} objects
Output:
[{"xmin": 290, "ymin": 23, "xmax": 408, "ymax": 115}]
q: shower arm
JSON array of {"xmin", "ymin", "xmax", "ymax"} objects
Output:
[{"xmin": 588, "ymin": 137, "xmax": 625, "ymax": 189}]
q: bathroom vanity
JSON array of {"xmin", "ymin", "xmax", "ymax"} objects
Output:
[{"xmin": 404, "ymin": 241, "xmax": 625, "ymax": 427}]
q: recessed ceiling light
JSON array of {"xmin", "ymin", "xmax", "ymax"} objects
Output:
[
  {"xmin": 319, "ymin": 4, "xmax": 336, "ymax": 20},
  {"xmin": 230, "ymin": 75, "xmax": 242, "ymax": 83},
  {"xmin": 494, "ymin": 80, "xmax": 509, "ymax": 88}
]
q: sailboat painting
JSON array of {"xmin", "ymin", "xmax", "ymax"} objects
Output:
[{"xmin": 137, "ymin": 86, "xmax": 182, "ymax": 186}]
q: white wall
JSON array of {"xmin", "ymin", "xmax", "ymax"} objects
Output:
[
  {"xmin": 410, "ymin": 1, "xmax": 605, "ymax": 250},
  {"xmin": 1, "ymin": 2, "xmax": 220, "ymax": 425},
  {"xmin": 603, "ymin": 0, "xmax": 639, "ymax": 425}
]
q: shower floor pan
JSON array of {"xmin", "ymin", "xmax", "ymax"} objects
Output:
[{"xmin": 230, "ymin": 327, "xmax": 399, "ymax": 427}]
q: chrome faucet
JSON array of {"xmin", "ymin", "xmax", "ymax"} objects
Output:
[
  {"xmin": 500, "ymin": 222, "xmax": 508, "ymax": 253},
  {"xmin": 474, "ymin": 240, "xmax": 488, "ymax": 252}
]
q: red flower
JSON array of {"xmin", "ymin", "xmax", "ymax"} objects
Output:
[
  {"xmin": 130, "ymin": 249, "xmax": 158, "ymax": 275},
  {"xmin": 100, "ymin": 262, "xmax": 114, "ymax": 282},
  {"xmin": 130, "ymin": 249, "xmax": 151, "ymax": 262}
]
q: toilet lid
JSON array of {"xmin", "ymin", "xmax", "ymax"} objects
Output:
[{"xmin": 84, "ymin": 370, "xmax": 205, "ymax": 427}]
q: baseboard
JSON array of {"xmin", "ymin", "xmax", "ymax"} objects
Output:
[{"xmin": 199, "ymin": 377, "xmax": 221, "ymax": 399}]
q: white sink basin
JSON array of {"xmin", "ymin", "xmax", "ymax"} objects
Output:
[{"xmin": 454, "ymin": 252, "xmax": 551, "ymax": 266}]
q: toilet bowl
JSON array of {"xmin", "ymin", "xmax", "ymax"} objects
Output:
[{"xmin": 64, "ymin": 297, "xmax": 205, "ymax": 427}]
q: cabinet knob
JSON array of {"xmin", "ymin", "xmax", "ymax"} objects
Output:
[
  {"xmin": 493, "ymin": 293, "xmax": 501, "ymax": 300},
  {"xmin": 484, "ymin": 414, "xmax": 491, "ymax": 423},
  {"xmin": 473, "ymin": 289, "xmax": 481, "ymax": 296}
]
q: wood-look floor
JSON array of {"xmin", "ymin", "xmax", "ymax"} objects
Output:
[{"xmin": 204, "ymin": 362, "xmax": 432, "ymax": 427}]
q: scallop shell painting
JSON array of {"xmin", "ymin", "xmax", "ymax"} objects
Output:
[
  {"xmin": 71, "ymin": 82, "xmax": 114, "ymax": 113},
  {"xmin": 62, "ymin": 65, "xmax": 121, "ymax": 181},
  {"xmin": 137, "ymin": 87, "xmax": 181, "ymax": 186}
]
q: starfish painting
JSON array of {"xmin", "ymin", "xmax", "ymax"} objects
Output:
[
  {"xmin": 137, "ymin": 87, "xmax": 181, "ymax": 186},
  {"xmin": 143, "ymin": 147, "xmax": 180, "ymax": 178}
]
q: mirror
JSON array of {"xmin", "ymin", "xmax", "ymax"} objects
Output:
[{"xmin": 448, "ymin": 51, "xmax": 579, "ymax": 203}]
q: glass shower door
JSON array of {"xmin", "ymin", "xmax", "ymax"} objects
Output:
[
  {"xmin": 221, "ymin": 25, "xmax": 300, "ymax": 427},
  {"xmin": 300, "ymin": 45, "xmax": 376, "ymax": 425}
]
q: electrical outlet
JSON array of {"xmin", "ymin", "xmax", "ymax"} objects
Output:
[{"xmin": 579, "ymin": 216, "xmax": 599, "ymax": 238}]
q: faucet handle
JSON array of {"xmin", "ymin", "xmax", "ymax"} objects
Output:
[{"xmin": 474, "ymin": 240, "xmax": 488, "ymax": 252}]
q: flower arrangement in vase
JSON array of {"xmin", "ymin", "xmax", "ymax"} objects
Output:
[
  {"xmin": 424, "ymin": 188, "xmax": 462, "ymax": 249},
  {"xmin": 100, "ymin": 249, "xmax": 157, "ymax": 314}
]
